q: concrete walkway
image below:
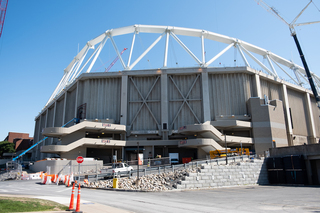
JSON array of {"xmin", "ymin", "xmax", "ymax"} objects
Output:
[{"xmin": 0, "ymin": 194, "xmax": 132, "ymax": 213}]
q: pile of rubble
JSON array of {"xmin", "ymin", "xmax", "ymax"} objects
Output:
[
  {"xmin": 81, "ymin": 167, "xmax": 200, "ymax": 191},
  {"xmin": 0, "ymin": 171, "xmax": 21, "ymax": 181}
]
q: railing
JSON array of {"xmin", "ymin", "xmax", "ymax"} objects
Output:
[{"xmin": 81, "ymin": 155, "xmax": 254, "ymax": 181}]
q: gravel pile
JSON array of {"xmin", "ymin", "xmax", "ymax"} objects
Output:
[
  {"xmin": 81, "ymin": 167, "xmax": 200, "ymax": 191},
  {"xmin": 0, "ymin": 171, "xmax": 21, "ymax": 181}
]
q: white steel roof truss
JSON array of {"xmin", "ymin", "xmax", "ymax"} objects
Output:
[
  {"xmin": 128, "ymin": 32, "xmax": 165, "ymax": 70},
  {"xmin": 72, "ymin": 38, "xmax": 106, "ymax": 78},
  {"xmin": 265, "ymin": 54, "xmax": 278, "ymax": 77},
  {"xmin": 127, "ymin": 32, "xmax": 136, "ymax": 69},
  {"xmin": 313, "ymin": 75, "xmax": 320, "ymax": 88},
  {"xmin": 238, "ymin": 44, "xmax": 275, "ymax": 77},
  {"xmin": 204, "ymin": 43, "xmax": 234, "ymax": 67},
  {"xmin": 169, "ymin": 75, "xmax": 201, "ymax": 128},
  {"xmin": 201, "ymin": 34, "xmax": 205, "ymax": 65},
  {"xmin": 313, "ymin": 77, "xmax": 320, "ymax": 94},
  {"xmin": 45, "ymin": 73, "xmax": 67, "ymax": 106},
  {"xmin": 109, "ymin": 34, "xmax": 126, "ymax": 70},
  {"xmin": 235, "ymin": 43, "xmax": 250, "ymax": 67},
  {"xmin": 292, "ymin": 67, "xmax": 303, "ymax": 86},
  {"xmin": 163, "ymin": 30, "xmax": 170, "ymax": 68},
  {"xmin": 170, "ymin": 31, "xmax": 202, "ymax": 66},
  {"xmin": 46, "ymin": 51, "xmax": 86, "ymax": 106},
  {"xmin": 42, "ymin": 25, "xmax": 320, "ymax": 111},
  {"xmin": 128, "ymin": 77, "xmax": 160, "ymax": 129},
  {"xmin": 270, "ymin": 57, "xmax": 299, "ymax": 85},
  {"xmin": 297, "ymin": 71, "xmax": 309, "ymax": 86},
  {"xmin": 86, "ymin": 35, "xmax": 108, "ymax": 73},
  {"xmin": 68, "ymin": 46, "xmax": 91, "ymax": 83}
]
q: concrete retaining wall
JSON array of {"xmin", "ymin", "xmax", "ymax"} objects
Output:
[
  {"xmin": 30, "ymin": 159, "xmax": 103, "ymax": 174},
  {"xmin": 176, "ymin": 159, "xmax": 268, "ymax": 189}
]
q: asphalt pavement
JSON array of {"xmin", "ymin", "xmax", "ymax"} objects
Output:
[{"xmin": 0, "ymin": 179, "xmax": 319, "ymax": 213}]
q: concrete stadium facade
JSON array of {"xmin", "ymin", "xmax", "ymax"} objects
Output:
[{"xmin": 32, "ymin": 66, "xmax": 320, "ymax": 163}]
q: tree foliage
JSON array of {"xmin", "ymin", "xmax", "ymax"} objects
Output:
[{"xmin": 0, "ymin": 141, "xmax": 15, "ymax": 157}]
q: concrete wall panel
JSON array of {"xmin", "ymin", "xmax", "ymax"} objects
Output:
[
  {"xmin": 287, "ymin": 88, "xmax": 308, "ymax": 136},
  {"xmin": 65, "ymin": 88, "xmax": 76, "ymax": 126},
  {"xmin": 128, "ymin": 76, "xmax": 161, "ymax": 131},
  {"xmin": 311, "ymin": 97, "xmax": 320, "ymax": 138},
  {"xmin": 55, "ymin": 97, "xmax": 65, "ymax": 127},
  {"xmin": 79, "ymin": 78, "xmax": 121, "ymax": 123},
  {"xmin": 209, "ymin": 73, "xmax": 252, "ymax": 120},
  {"xmin": 47, "ymin": 106, "xmax": 54, "ymax": 128},
  {"xmin": 260, "ymin": 79, "xmax": 282, "ymax": 101},
  {"xmin": 168, "ymin": 74, "xmax": 202, "ymax": 130}
]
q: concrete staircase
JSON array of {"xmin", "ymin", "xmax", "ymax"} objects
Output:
[{"xmin": 176, "ymin": 159, "xmax": 269, "ymax": 189}]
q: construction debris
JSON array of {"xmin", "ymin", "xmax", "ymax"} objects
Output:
[{"xmin": 81, "ymin": 168, "xmax": 200, "ymax": 191}]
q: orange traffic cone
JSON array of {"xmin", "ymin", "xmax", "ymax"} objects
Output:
[
  {"xmin": 72, "ymin": 184, "xmax": 82, "ymax": 213},
  {"xmin": 67, "ymin": 183, "xmax": 75, "ymax": 211},
  {"xmin": 67, "ymin": 176, "xmax": 71, "ymax": 187}
]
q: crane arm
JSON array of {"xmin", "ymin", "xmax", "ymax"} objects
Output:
[
  {"xmin": 290, "ymin": 0, "xmax": 313, "ymax": 27},
  {"xmin": 294, "ymin": 20, "xmax": 320, "ymax": 27},
  {"xmin": 254, "ymin": 0, "xmax": 289, "ymax": 26},
  {"xmin": 0, "ymin": 0, "xmax": 9, "ymax": 38},
  {"xmin": 255, "ymin": 0, "xmax": 320, "ymax": 107},
  {"xmin": 105, "ymin": 48, "xmax": 127, "ymax": 72}
]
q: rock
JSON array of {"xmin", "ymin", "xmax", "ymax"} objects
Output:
[{"xmin": 84, "ymin": 167, "xmax": 201, "ymax": 192}]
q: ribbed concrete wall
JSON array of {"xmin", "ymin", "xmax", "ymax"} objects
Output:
[
  {"xmin": 311, "ymin": 99, "xmax": 320, "ymax": 137},
  {"xmin": 208, "ymin": 73, "xmax": 252, "ymax": 120},
  {"xmin": 287, "ymin": 88, "xmax": 308, "ymax": 136},
  {"xmin": 65, "ymin": 88, "xmax": 76, "ymax": 126},
  {"xmin": 47, "ymin": 106, "xmax": 54, "ymax": 128},
  {"xmin": 78, "ymin": 78, "xmax": 121, "ymax": 123},
  {"xmin": 55, "ymin": 97, "xmax": 64, "ymax": 127},
  {"xmin": 32, "ymin": 67, "xmax": 319, "ymax": 161},
  {"xmin": 260, "ymin": 79, "xmax": 282, "ymax": 101}
]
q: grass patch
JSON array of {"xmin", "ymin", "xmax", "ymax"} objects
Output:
[{"xmin": 0, "ymin": 196, "xmax": 68, "ymax": 213}]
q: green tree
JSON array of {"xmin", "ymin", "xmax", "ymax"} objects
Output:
[{"xmin": 0, "ymin": 141, "xmax": 15, "ymax": 157}]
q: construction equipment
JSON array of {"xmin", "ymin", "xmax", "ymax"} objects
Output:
[
  {"xmin": 105, "ymin": 48, "xmax": 127, "ymax": 72},
  {"xmin": 0, "ymin": 0, "xmax": 8, "ymax": 39},
  {"xmin": 210, "ymin": 148, "xmax": 250, "ymax": 159},
  {"xmin": 0, "ymin": 0, "xmax": 9, "ymax": 38},
  {"xmin": 12, "ymin": 118, "xmax": 78, "ymax": 162},
  {"xmin": 254, "ymin": 0, "xmax": 320, "ymax": 108}
]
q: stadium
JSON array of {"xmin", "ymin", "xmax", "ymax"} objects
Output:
[{"xmin": 31, "ymin": 25, "xmax": 320, "ymax": 164}]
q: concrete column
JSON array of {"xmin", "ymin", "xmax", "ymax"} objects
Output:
[
  {"xmin": 306, "ymin": 93, "xmax": 316, "ymax": 144},
  {"xmin": 201, "ymin": 70, "xmax": 211, "ymax": 122},
  {"xmin": 161, "ymin": 72, "xmax": 169, "ymax": 140},
  {"xmin": 74, "ymin": 81, "xmax": 79, "ymax": 118},
  {"xmin": 51, "ymin": 102, "xmax": 56, "ymax": 145},
  {"xmin": 282, "ymin": 84, "xmax": 293, "ymax": 146},
  {"xmin": 305, "ymin": 159, "xmax": 313, "ymax": 184},
  {"xmin": 45, "ymin": 109, "xmax": 48, "ymax": 147},
  {"xmin": 253, "ymin": 73, "xmax": 262, "ymax": 98},
  {"xmin": 62, "ymin": 92, "xmax": 67, "ymax": 125},
  {"xmin": 120, "ymin": 75, "xmax": 128, "ymax": 126},
  {"xmin": 37, "ymin": 115, "xmax": 42, "ymax": 161},
  {"xmin": 122, "ymin": 147, "xmax": 125, "ymax": 161}
]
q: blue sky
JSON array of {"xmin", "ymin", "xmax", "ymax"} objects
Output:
[{"xmin": 0, "ymin": 0, "xmax": 320, "ymax": 140}]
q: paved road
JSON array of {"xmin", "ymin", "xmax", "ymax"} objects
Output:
[{"xmin": 0, "ymin": 180, "xmax": 319, "ymax": 213}]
